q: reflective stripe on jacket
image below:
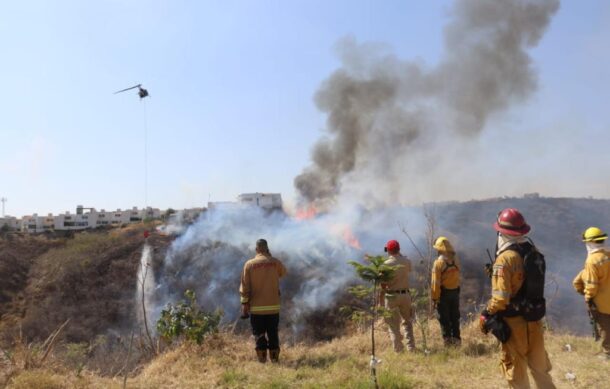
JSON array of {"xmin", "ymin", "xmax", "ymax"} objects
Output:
[{"xmin": 239, "ymin": 253, "xmax": 287, "ymax": 315}]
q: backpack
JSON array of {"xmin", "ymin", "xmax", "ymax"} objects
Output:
[
  {"xmin": 499, "ymin": 240, "xmax": 546, "ymax": 321},
  {"xmin": 441, "ymin": 261, "xmax": 459, "ymax": 273}
]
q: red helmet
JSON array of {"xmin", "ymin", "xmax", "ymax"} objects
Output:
[
  {"xmin": 385, "ymin": 239, "xmax": 400, "ymax": 252},
  {"xmin": 493, "ymin": 208, "xmax": 530, "ymax": 236},
  {"xmin": 143, "ymin": 230, "xmax": 150, "ymax": 239}
]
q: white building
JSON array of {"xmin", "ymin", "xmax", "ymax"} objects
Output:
[
  {"xmin": 54, "ymin": 210, "xmax": 97, "ymax": 231},
  {"xmin": 8, "ymin": 204, "xmax": 182, "ymax": 233},
  {"xmin": 238, "ymin": 193, "xmax": 282, "ymax": 210},
  {"xmin": 141, "ymin": 207, "xmax": 162, "ymax": 220},
  {"xmin": 21, "ymin": 213, "xmax": 55, "ymax": 233},
  {"xmin": 0, "ymin": 216, "xmax": 19, "ymax": 230}
]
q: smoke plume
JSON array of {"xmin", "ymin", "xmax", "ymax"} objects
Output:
[
  {"xmin": 150, "ymin": 206, "xmax": 368, "ymax": 337},
  {"xmin": 295, "ymin": 0, "xmax": 560, "ymax": 209},
  {"xmin": 140, "ymin": 1, "xmax": 584, "ymax": 340}
]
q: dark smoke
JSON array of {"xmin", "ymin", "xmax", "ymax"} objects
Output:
[{"xmin": 295, "ymin": 0, "xmax": 560, "ymax": 208}]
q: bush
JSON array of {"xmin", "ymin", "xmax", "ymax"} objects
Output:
[{"xmin": 156, "ymin": 290, "xmax": 222, "ymax": 345}]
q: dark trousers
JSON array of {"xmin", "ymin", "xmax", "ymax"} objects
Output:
[
  {"xmin": 250, "ymin": 313, "xmax": 280, "ymax": 350},
  {"xmin": 437, "ymin": 288, "xmax": 460, "ymax": 340}
]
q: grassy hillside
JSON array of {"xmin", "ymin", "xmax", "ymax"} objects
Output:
[
  {"xmin": 0, "ymin": 225, "xmax": 172, "ymax": 345},
  {"xmin": 4, "ymin": 321, "xmax": 607, "ymax": 388},
  {"xmin": 1, "ymin": 196, "xmax": 609, "ymax": 388}
]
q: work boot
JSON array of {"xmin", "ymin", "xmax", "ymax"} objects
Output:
[
  {"xmin": 269, "ymin": 349, "xmax": 280, "ymax": 363},
  {"xmin": 256, "ymin": 349, "xmax": 267, "ymax": 363},
  {"xmin": 443, "ymin": 337, "xmax": 452, "ymax": 347}
]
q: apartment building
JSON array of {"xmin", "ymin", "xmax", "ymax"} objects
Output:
[{"xmin": 0, "ymin": 216, "xmax": 20, "ymax": 230}]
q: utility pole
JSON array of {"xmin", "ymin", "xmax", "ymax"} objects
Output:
[{"xmin": 1, "ymin": 197, "xmax": 6, "ymax": 217}]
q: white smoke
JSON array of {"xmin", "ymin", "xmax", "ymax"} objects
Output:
[
  {"xmin": 136, "ymin": 243, "xmax": 156, "ymax": 332},
  {"xmin": 143, "ymin": 203, "xmax": 431, "ymax": 339}
]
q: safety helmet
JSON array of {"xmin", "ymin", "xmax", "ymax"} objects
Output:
[
  {"xmin": 493, "ymin": 208, "xmax": 530, "ymax": 236},
  {"xmin": 582, "ymin": 227, "xmax": 608, "ymax": 242},
  {"xmin": 433, "ymin": 236, "xmax": 454, "ymax": 253},
  {"xmin": 385, "ymin": 239, "xmax": 400, "ymax": 253}
]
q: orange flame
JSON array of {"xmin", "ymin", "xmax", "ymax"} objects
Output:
[
  {"xmin": 295, "ymin": 205, "xmax": 317, "ymax": 220},
  {"xmin": 340, "ymin": 225, "xmax": 362, "ymax": 250}
]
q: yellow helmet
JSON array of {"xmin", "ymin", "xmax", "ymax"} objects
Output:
[
  {"xmin": 582, "ymin": 227, "xmax": 608, "ymax": 242},
  {"xmin": 433, "ymin": 236, "xmax": 454, "ymax": 253}
]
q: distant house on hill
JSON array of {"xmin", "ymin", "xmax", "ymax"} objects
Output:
[
  {"xmin": 208, "ymin": 193, "xmax": 283, "ymax": 212},
  {"xmin": 238, "ymin": 193, "xmax": 282, "ymax": 210},
  {"xmin": 0, "ymin": 216, "xmax": 19, "ymax": 231},
  {"xmin": 523, "ymin": 192, "xmax": 541, "ymax": 199}
]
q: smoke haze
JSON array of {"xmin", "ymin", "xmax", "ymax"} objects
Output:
[
  {"xmin": 295, "ymin": 0, "xmax": 560, "ymax": 209},
  {"xmin": 139, "ymin": 0, "xmax": 600, "ymax": 339}
]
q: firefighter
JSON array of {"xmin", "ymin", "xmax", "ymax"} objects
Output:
[
  {"xmin": 579, "ymin": 227, "xmax": 610, "ymax": 359},
  {"xmin": 431, "ymin": 236, "xmax": 461, "ymax": 346},
  {"xmin": 479, "ymin": 208, "xmax": 555, "ymax": 389},
  {"xmin": 239, "ymin": 239, "xmax": 287, "ymax": 363},
  {"xmin": 381, "ymin": 239, "xmax": 416, "ymax": 352}
]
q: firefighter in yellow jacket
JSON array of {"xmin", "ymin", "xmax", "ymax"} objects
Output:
[
  {"xmin": 239, "ymin": 239, "xmax": 287, "ymax": 363},
  {"xmin": 479, "ymin": 208, "xmax": 555, "ymax": 389},
  {"xmin": 579, "ymin": 227, "xmax": 610, "ymax": 358},
  {"xmin": 381, "ymin": 239, "xmax": 416, "ymax": 352},
  {"xmin": 431, "ymin": 236, "xmax": 461, "ymax": 346}
]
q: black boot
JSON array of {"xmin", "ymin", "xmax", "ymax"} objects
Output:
[
  {"xmin": 269, "ymin": 349, "xmax": 280, "ymax": 363},
  {"xmin": 256, "ymin": 349, "xmax": 267, "ymax": 363}
]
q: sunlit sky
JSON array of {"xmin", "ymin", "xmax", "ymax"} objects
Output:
[{"xmin": 1, "ymin": 1, "xmax": 609, "ymax": 217}]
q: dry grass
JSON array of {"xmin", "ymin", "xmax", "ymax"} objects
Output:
[{"xmin": 4, "ymin": 318, "xmax": 608, "ymax": 389}]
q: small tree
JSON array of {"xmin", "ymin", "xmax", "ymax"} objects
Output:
[
  {"xmin": 346, "ymin": 256, "xmax": 399, "ymax": 389},
  {"xmin": 156, "ymin": 290, "xmax": 222, "ymax": 345},
  {"xmin": 399, "ymin": 206, "xmax": 437, "ymax": 352}
]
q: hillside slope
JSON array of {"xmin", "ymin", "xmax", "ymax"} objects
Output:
[{"xmin": 5, "ymin": 321, "xmax": 607, "ymax": 388}]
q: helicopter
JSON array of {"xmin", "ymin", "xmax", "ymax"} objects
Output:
[{"xmin": 114, "ymin": 84, "xmax": 149, "ymax": 99}]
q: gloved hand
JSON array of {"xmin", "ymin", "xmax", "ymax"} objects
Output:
[
  {"xmin": 484, "ymin": 263, "xmax": 493, "ymax": 278},
  {"xmin": 479, "ymin": 310, "xmax": 490, "ymax": 334},
  {"xmin": 240, "ymin": 303, "xmax": 250, "ymax": 319}
]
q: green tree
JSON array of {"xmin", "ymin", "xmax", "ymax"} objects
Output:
[
  {"xmin": 156, "ymin": 290, "xmax": 222, "ymax": 345},
  {"xmin": 346, "ymin": 255, "xmax": 400, "ymax": 389}
]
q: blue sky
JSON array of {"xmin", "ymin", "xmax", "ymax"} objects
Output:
[{"xmin": 1, "ymin": 1, "xmax": 609, "ymax": 217}]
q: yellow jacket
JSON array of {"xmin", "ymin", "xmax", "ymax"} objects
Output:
[
  {"xmin": 431, "ymin": 254, "xmax": 460, "ymax": 302},
  {"xmin": 486, "ymin": 249, "xmax": 524, "ymax": 315},
  {"xmin": 582, "ymin": 249, "xmax": 610, "ymax": 314},
  {"xmin": 572, "ymin": 270, "xmax": 585, "ymax": 295},
  {"xmin": 239, "ymin": 253, "xmax": 287, "ymax": 314},
  {"xmin": 383, "ymin": 254, "xmax": 412, "ymax": 291}
]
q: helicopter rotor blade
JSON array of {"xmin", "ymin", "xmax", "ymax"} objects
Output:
[{"xmin": 114, "ymin": 84, "xmax": 142, "ymax": 94}]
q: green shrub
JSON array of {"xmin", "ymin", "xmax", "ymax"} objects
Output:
[{"xmin": 156, "ymin": 290, "xmax": 222, "ymax": 345}]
